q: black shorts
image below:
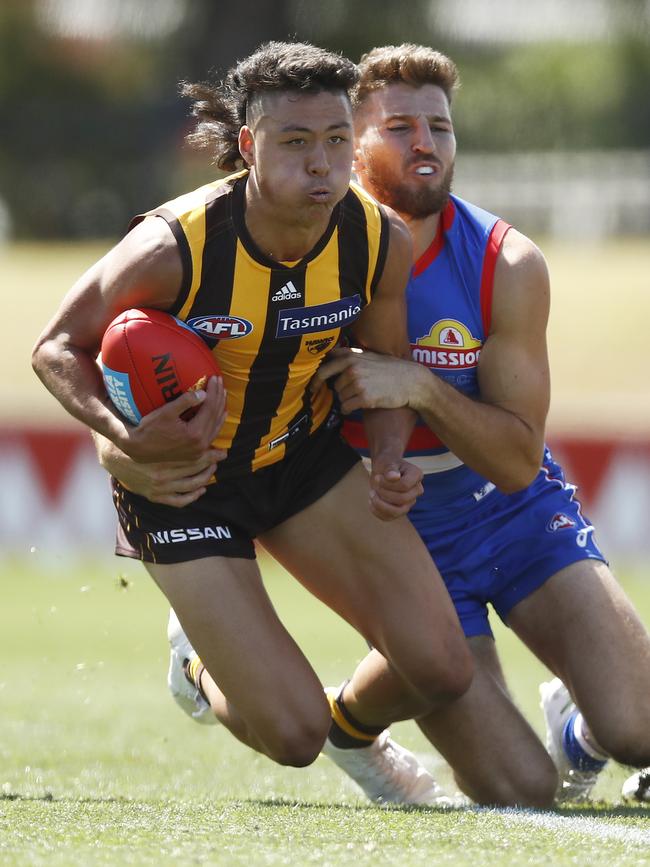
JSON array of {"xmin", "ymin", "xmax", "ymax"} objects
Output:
[{"xmin": 112, "ymin": 421, "xmax": 361, "ymax": 564}]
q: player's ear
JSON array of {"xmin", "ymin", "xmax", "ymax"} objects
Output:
[
  {"xmin": 353, "ymin": 143, "xmax": 366, "ymax": 175},
  {"xmin": 239, "ymin": 126, "xmax": 255, "ymax": 166},
  {"xmin": 352, "ymin": 147, "xmax": 363, "ymax": 174}
]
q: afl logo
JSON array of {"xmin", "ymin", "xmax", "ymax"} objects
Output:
[{"xmin": 187, "ymin": 315, "xmax": 253, "ymax": 344}]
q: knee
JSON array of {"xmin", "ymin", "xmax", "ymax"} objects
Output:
[
  {"xmin": 261, "ymin": 710, "xmax": 330, "ymax": 768},
  {"xmin": 410, "ymin": 643, "xmax": 474, "ymax": 707},
  {"xmin": 460, "ymin": 755, "xmax": 558, "ymax": 809},
  {"xmin": 597, "ymin": 728, "xmax": 650, "ymax": 769},
  {"xmin": 503, "ymin": 761, "xmax": 558, "ymax": 809}
]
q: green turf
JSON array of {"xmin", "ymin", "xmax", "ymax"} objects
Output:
[{"xmin": 2, "ymin": 554, "xmax": 650, "ymax": 865}]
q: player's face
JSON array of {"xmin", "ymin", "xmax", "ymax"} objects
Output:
[
  {"xmin": 241, "ymin": 90, "xmax": 354, "ymax": 222},
  {"xmin": 354, "ymin": 83, "xmax": 456, "ymax": 219}
]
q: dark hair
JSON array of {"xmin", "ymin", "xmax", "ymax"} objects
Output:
[
  {"xmin": 181, "ymin": 41, "xmax": 359, "ymax": 171},
  {"xmin": 354, "ymin": 44, "xmax": 460, "ymax": 107}
]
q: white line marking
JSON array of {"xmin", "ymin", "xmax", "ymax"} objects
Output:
[{"xmin": 478, "ymin": 807, "xmax": 650, "ymax": 846}]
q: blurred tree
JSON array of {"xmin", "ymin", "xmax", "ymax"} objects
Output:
[{"xmin": 0, "ymin": 0, "xmax": 648, "ymax": 239}]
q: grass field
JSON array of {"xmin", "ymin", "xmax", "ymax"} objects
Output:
[
  {"xmin": 4, "ymin": 237, "xmax": 650, "ymax": 862},
  {"xmin": 2, "ymin": 553, "xmax": 650, "ymax": 866}
]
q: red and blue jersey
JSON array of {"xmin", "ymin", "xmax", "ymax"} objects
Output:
[
  {"xmin": 344, "ymin": 194, "xmax": 607, "ymax": 635},
  {"xmin": 343, "ymin": 194, "xmax": 511, "ymax": 499}
]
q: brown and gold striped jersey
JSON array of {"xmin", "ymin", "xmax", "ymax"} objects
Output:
[{"xmin": 133, "ymin": 170, "xmax": 389, "ymax": 480}]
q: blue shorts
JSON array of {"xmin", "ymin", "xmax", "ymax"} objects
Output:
[{"xmin": 408, "ymin": 450, "xmax": 607, "ymax": 638}]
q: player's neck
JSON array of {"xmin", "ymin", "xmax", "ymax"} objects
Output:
[
  {"xmin": 244, "ymin": 180, "xmax": 334, "ymax": 263},
  {"xmin": 400, "ymin": 212, "xmax": 441, "ymax": 264}
]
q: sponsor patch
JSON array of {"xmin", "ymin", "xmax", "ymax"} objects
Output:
[
  {"xmin": 305, "ymin": 336, "xmax": 335, "ymax": 355},
  {"xmin": 187, "ymin": 315, "xmax": 253, "ymax": 344},
  {"xmin": 271, "ymin": 281, "xmax": 301, "ymax": 301},
  {"xmin": 276, "ymin": 295, "xmax": 362, "ymax": 338},
  {"xmin": 411, "ymin": 318, "xmax": 482, "ymax": 369},
  {"xmin": 102, "ymin": 365, "xmax": 142, "ymax": 425},
  {"xmin": 547, "ymin": 512, "xmax": 577, "ymax": 532},
  {"xmin": 148, "ymin": 526, "xmax": 233, "ymax": 544},
  {"xmin": 472, "ymin": 481, "xmax": 496, "ymax": 502}
]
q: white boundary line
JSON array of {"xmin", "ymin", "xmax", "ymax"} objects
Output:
[{"xmin": 477, "ymin": 807, "xmax": 650, "ymax": 846}]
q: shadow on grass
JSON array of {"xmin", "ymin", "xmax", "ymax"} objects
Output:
[
  {"xmin": 4, "ymin": 791, "xmax": 649, "ymax": 819},
  {"xmin": 0, "ymin": 792, "xmax": 134, "ymax": 804}
]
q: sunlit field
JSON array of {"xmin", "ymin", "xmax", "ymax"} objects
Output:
[
  {"xmin": 1, "ymin": 553, "xmax": 650, "ymax": 866},
  {"xmin": 3, "ymin": 238, "xmax": 650, "ymax": 863}
]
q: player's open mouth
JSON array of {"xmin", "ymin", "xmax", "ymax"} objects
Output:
[{"xmin": 413, "ymin": 164, "xmax": 438, "ymax": 176}]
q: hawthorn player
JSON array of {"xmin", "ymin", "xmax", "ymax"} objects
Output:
[{"xmin": 31, "ymin": 41, "xmax": 470, "ymax": 793}]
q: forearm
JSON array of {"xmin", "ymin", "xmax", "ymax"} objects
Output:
[
  {"xmin": 92, "ymin": 430, "xmax": 132, "ymax": 475},
  {"xmin": 363, "ymin": 406, "xmax": 417, "ymax": 464},
  {"xmin": 32, "ymin": 336, "xmax": 128, "ymax": 445},
  {"xmin": 410, "ymin": 366, "xmax": 543, "ymax": 493}
]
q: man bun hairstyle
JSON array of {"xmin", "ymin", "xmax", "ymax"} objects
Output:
[
  {"xmin": 354, "ymin": 44, "xmax": 460, "ymax": 107},
  {"xmin": 181, "ymin": 41, "xmax": 359, "ymax": 171}
]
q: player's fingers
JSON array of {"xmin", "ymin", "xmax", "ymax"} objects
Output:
[
  {"xmin": 370, "ymin": 483, "xmax": 421, "ymax": 506},
  {"xmin": 371, "ymin": 462, "xmax": 403, "ymax": 483},
  {"xmin": 334, "ymin": 379, "xmax": 361, "ymax": 404},
  {"xmin": 156, "ymin": 450, "xmax": 224, "ymax": 474},
  {"xmin": 151, "ymin": 488, "xmax": 207, "ymax": 508},
  {"xmin": 372, "ymin": 475, "xmax": 415, "ymax": 493},
  {"xmin": 168, "ymin": 464, "xmax": 217, "ymax": 492},
  {"xmin": 311, "ymin": 351, "xmax": 357, "ymax": 388},
  {"xmin": 178, "ymin": 388, "xmax": 210, "ymax": 416},
  {"xmin": 369, "ymin": 490, "xmax": 410, "ymax": 521},
  {"xmin": 187, "ymin": 377, "xmax": 226, "ymax": 439}
]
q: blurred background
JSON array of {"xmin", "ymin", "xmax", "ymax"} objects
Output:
[{"xmin": 1, "ymin": 0, "xmax": 649, "ymax": 564}]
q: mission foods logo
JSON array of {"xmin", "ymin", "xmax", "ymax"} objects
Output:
[
  {"xmin": 187, "ymin": 315, "xmax": 253, "ymax": 345},
  {"xmin": 276, "ymin": 295, "xmax": 362, "ymax": 338},
  {"xmin": 411, "ymin": 319, "xmax": 482, "ymax": 369}
]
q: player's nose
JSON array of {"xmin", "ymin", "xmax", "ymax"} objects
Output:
[
  {"xmin": 412, "ymin": 117, "xmax": 435, "ymax": 154},
  {"xmin": 307, "ymin": 142, "xmax": 330, "ymax": 176}
]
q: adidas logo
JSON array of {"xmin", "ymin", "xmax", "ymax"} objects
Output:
[{"xmin": 271, "ymin": 281, "xmax": 301, "ymax": 302}]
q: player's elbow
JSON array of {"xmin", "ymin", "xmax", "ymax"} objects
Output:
[
  {"xmin": 31, "ymin": 335, "xmax": 55, "ymax": 381},
  {"xmin": 495, "ymin": 451, "xmax": 542, "ymax": 495}
]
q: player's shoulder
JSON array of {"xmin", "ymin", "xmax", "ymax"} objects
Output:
[
  {"xmin": 144, "ymin": 169, "xmax": 246, "ymax": 223},
  {"xmin": 499, "ymin": 227, "xmax": 549, "ymax": 285},
  {"xmin": 492, "ymin": 227, "xmax": 550, "ymax": 329}
]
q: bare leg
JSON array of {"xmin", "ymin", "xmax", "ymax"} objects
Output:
[
  {"xmin": 149, "ymin": 556, "xmax": 330, "ymax": 767},
  {"xmin": 508, "ymin": 560, "xmax": 650, "ymax": 767},
  {"xmin": 261, "ymin": 463, "xmax": 473, "ymax": 726},
  {"xmin": 417, "ymin": 636, "xmax": 557, "ymax": 807}
]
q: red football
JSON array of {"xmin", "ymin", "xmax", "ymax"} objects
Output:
[{"xmin": 101, "ymin": 308, "xmax": 220, "ymax": 425}]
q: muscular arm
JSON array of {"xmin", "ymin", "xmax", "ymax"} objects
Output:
[
  {"xmin": 347, "ymin": 212, "xmax": 423, "ymax": 516},
  {"xmin": 408, "ymin": 230, "xmax": 550, "ymax": 492},
  {"xmin": 32, "ymin": 218, "xmax": 223, "ymax": 462},
  {"xmin": 318, "ymin": 230, "xmax": 550, "ymax": 494}
]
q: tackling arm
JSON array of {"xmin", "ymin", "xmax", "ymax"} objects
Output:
[
  {"xmin": 320, "ymin": 229, "xmax": 550, "ymax": 494},
  {"xmin": 406, "ymin": 229, "xmax": 550, "ymax": 492},
  {"xmin": 347, "ymin": 212, "xmax": 423, "ymax": 518}
]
